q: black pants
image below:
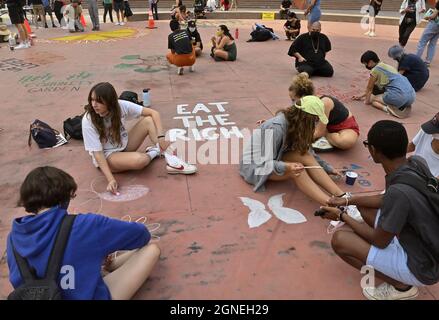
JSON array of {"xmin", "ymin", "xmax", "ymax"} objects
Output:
[
  {"xmin": 296, "ymin": 61, "xmax": 334, "ymax": 77},
  {"xmin": 151, "ymin": 3, "xmax": 158, "ymax": 20},
  {"xmin": 399, "ymin": 16, "xmax": 416, "ymax": 47},
  {"xmin": 103, "ymin": 3, "xmax": 114, "ymax": 23},
  {"xmin": 53, "ymin": 0, "xmax": 63, "ymax": 24}
]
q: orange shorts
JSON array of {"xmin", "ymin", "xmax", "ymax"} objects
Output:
[
  {"xmin": 327, "ymin": 116, "xmax": 360, "ymax": 136},
  {"xmin": 166, "ymin": 49, "xmax": 196, "ymax": 67}
]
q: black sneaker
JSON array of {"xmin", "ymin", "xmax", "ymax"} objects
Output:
[{"xmin": 52, "ymin": 23, "xmax": 57, "ymax": 28}]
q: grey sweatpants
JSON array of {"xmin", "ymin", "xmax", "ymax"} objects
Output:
[{"xmin": 88, "ymin": 0, "xmax": 100, "ymax": 28}]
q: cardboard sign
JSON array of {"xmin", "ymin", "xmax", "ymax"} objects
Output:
[{"xmin": 262, "ymin": 12, "xmax": 275, "ymax": 20}]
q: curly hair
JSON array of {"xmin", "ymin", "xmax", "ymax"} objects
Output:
[
  {"xmin": 84, "ymin": 82, "xmax": 122, "ymax": 147},
  {"xmin": 17, "ymin": 166, "xmax": 77, "ymax": 213},
  {"xmin": 279, "ymin": 101, "xmax": 318, "ymax": 155},
  {"xmin": 289, "ymin": 72, "xmax": 315, "ymax": 98}
]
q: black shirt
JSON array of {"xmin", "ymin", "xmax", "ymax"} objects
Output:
[
  {"xmin": 405, "ymin": 0, "xmax": 417, "ymax": 21},
  {"xmin": 168, "ymin": 29, "xmax": 193, "ymax": 55},
  {"xmin": 187, "ymin": 28, "xmax": 203, "ymax": 50},
  {"xmin": 284, "ymin": 19, "xmax": 301, "ymax": 31},
  {"xmin": 379, "ymin": 156, "xmax": 439, "ymax": 285},
  {"xmin": 320, "ymin": 95, "xmax": 349, "ymax": 125},
  {"xmin": 281, "ymin": 0, "xmax": 292, "ymax": 9},
  {"xmin": 288, "ymin": 32, "xmax": 331, "ymax": 67},
  {"xmin": 398, "ymin": 53, "xmax": 429, "ymax": 92}
]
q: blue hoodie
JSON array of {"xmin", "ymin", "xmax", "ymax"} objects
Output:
[{"xmin": 7, "ymin": 206, "xmax": 150, "ymax": 300}]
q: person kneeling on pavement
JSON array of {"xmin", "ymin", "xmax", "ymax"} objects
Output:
[
  {"xmin": 64, "ymin": 0, "xmax": 84, "ymax": 33},
  {"xmin": 320, "ymin": 120, "xmax": 439, "ymax": 300},
  {"xmin": 166, "ymin": 19, "xmax": 196, "ymax": 75},
  {"xmin": 287, "ymin": 21, "xmax": 334, "ymax": 77}
]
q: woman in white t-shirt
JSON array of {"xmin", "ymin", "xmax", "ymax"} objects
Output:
[{"xmin": 82, "ymin": 82, "xmax": 195, "ymax": 194}]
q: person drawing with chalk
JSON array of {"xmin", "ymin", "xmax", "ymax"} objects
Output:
[{"xmin": 82, "ymin": 82, "xmax": 197, "ymax": 195}]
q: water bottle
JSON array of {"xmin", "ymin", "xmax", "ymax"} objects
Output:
[
  {"xmin": 8, "ymin": 34, "xmax": 16, "ymax": 51},
  {"xmin": 142, "ymin": 88, "xmax": 151, "ymax": 107}
]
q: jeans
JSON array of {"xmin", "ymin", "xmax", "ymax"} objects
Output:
[{"xmin": 416, "ymin": 21, "xmax": 439, "ymax": 63}]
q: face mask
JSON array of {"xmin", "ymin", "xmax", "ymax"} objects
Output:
[
  {"xmin": 189, "ymin": 27, "xmax": 196, "ymax": 33},
  {"xmin": 310, "ymin": 31, "xmax": 319, "ymax": 39},
  {"xmin": 365, "ymin": 65, "xmax": 373, "ymax": 70}
]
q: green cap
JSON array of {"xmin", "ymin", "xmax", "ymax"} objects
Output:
[{"xmin": 294, "ymin": 95, "xmax": 328, "ymax": 124}]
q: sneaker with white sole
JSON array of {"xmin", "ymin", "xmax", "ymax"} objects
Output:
[
  {"xmin": 14, "ymin": 43, "xmax": 30, "ymax": 50},
  {"xmin": 120, "ymin": 22, "xmax": 125, "ymax": 26},
  {"xmin": 165, "ymin": 153, "xmax": 197, "ymax": 175},
  {"xmin": 364, "ymin": 31, "xmax": 371, "ymax": 36},
  {"xmin": 145, "ymin": 146, "xmax": 161, "ymax": 160},
  {"xmin": 115, "ymin": 22, "xmax": 120, "ymax": 26},
  {"xmin": 312, "ymin": 136, "xmax": 334, "ymax": 152},
  {"xmin": 363, "ymin": 283, "xmax": 419, "ymax": 300},
  {"xmin": 189, "ymin": 65, "xmax": 195, "ymax": 72},
  {"xmin": 177, "ymin": 67, "xmax": 184, "ymax": 75},
  {"xmin": 369, "ymin": 31, "xmax": 376, "ymax": 37}
]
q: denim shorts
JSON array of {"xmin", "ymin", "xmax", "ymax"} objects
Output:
[
  {"xmin": 366, "ymin": 210, "xmax": 424, "ymax": 287},
  {"xmin": 383, "ymin": 90, "xmax": 415, "ymax": 108}
]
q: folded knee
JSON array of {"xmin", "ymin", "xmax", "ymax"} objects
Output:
[{"xmin": 331, "ymin": 230, "xmax": 349, "ymax": 254}]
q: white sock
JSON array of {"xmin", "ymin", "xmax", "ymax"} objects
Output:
[{"xmin": 146, "ymin": 149, "xmax": 159, "ymax": 160}]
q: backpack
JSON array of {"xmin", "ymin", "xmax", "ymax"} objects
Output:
[
  {"xmin": 8, "ymin": 215, "xmax": 76, "ymax": 300},
  {"xmin": 249, "ymin": 25, "xmax": 274, "ymax": 42},
  {"xmin": 28, "ymin": 119, "xmax": 59, "ymax": 149},
  {"xmin": 63, "ymin": 115, "xmax": 83, "ymax": 140},
  {"xmin": 119, "ymin": 91, "xmax": 142, "ymax": 106}
]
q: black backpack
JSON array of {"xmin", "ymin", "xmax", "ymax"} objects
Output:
[
  {"xmin": 28, "ymin": 119, "xmax": 59, "ymax": 149},
  {"xmin": 248, "ymin": 25, "xmax": 274, "ymax": 42},
  {"xmin": 8, "ymin": 215, "xmax": 76, "ymax": 300},
  {"xmin": 63, "ymin": 115, "xmax": 83, "ymax": 140},
  {"xmin": 119, "ymin": 91, "xmax": 142, "ymax": 106}
]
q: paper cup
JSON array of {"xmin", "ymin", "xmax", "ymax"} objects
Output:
[{"xmin": 345, "ymin": 171, "xmax": 358, "ymax": 186}]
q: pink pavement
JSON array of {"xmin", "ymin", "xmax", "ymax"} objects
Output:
[{"xmin": 0, "ymin": 19, "xmax": 438, "ymax": 299}]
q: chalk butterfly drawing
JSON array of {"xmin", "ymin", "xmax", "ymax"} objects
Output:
[{"xmin": 240, "ymin": 193, "xmax": 307, "ymax": 229}]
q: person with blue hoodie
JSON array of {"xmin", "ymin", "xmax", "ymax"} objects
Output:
[{"xmin": 7, "ymin": 166, "xmax": 160, "ymax": 300}]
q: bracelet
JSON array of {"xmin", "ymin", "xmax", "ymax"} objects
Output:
[{"xmin": 157, "ymin": 135, "xmax": 165, "ymax": 139}]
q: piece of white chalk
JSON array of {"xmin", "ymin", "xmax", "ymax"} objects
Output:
[{"xmin": 116, "ymin": 192, "xmax": 121, "ymax": 196}]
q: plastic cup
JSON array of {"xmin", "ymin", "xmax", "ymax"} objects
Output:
[{"xmin": 345, "ymin": 171, "xmax": 358, "ymax": 186}]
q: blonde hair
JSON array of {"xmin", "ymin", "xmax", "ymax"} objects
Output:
[{"xmin": 289, "ymin": 72, "xmax": 315, "ymax": 98}]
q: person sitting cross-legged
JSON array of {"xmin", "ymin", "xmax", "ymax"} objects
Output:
[
  {"xmin": 166, "ymin": 19, "xmax": 196, "ymax": 75},
  {"xmin": 287, "ymin": 21, "xmax": 334, "ymax": 77},
  {"xmin": 321, "ymin": 120, "xmax": 439, "ymax": 300}
]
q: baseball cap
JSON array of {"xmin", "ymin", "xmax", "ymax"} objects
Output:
[
  {"xmin": 294, "ymin": 96, "xmax": 328, "ymax": 124},
  {"xmin": 421, "ymin": 112, "xmax": 439, "ymax": 134}
]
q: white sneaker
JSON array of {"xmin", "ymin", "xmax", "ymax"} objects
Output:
[
  {"xmin": 177, "ymin": 67, "xmax": 184, "ymax": 75},
  {"xmin": 145, "ymin": 146, "xmax": 161, "ymax": 160},
  {"xmin": 14, "ymin": 43, "xmax": 30, "ymax": 50},
  {"xmin": 364, "ymin": 30, "xmax": 371, "ymax": 36},
  {"xmin": 369, "ymin": 31, "xmax": 376, "ymax": 37},
  {"xmin": 312, "ymin": 136, "xmax": 334, "ymax": 152},
  {"xmin": 165, "ymin": 153, "xmax": 197, "ymax": 175},
  {"xmin": 363, "ymin": 283, "xmax": 419, "ymax": 300},
  {"xmin": 189, "ymin": 65, "xmax": 195, "ymax": 72},
  {"xmin": 115, "ymin": 22, "xmax": 120, "ymax": 26},
  {"xmin": 120, "ymin": 22, "xmax": 125, "ymax": 26}
]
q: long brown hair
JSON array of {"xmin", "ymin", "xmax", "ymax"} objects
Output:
[
  {"xmin": 85, "ymin": 82, "xmax": 122, "ymax": 146},
  {"xmin": 279, "ymin": 101, "xmax": 318, "ymax": 155}
]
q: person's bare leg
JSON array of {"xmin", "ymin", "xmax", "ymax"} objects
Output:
[
  {"xmin": 16, "ymin": 24, "xmax": 28, "ymax": 43},
  {"xmin": 331, "ymin": 230, "xmax": 411, "ymax": 289},
  {"xmin": 107, "ymin": 152, "xmax": 153, "ymax": 172},
  {"xmin": 125, "ymin": 116, "xmax": 158, "ymax": 152},
  {"xmin": 103, "ymin": 243, "xmax": 160, "ymax": 300},
  {"xmin": 283, "ymin": 151, "xmax": 344, "ymax": 197},
  {"xmin": 326, "ymin": 129, "xmax": 359, "ymax": 150},
  {"xmin": 269, "ymin": 161, "xmax": 335, "ymax": 205},
  {"xmin": 214, "ymin": 49, "xmax": 229, "ymax": 60},
  {"xmin": 371, "ymin": 95, "xmax": 389, "ymax": 112}
]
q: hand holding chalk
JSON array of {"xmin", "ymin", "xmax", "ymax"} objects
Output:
[{"xmin": 107, "ymin": 179, "xmax": 119, "ymax": 195}]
